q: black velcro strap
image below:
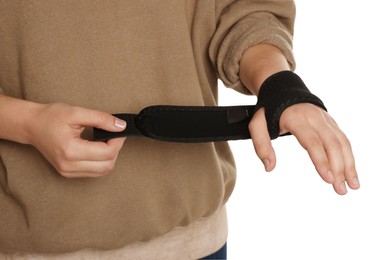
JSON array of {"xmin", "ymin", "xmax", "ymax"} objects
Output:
[
  {"xmin": 93, "ymin": 71, "xmax": 326, "ymax": 143},
  {"xmin": 93, "ymin": 106, "xmax": 255, "ymax": 142},
  {"xmin": 255, "ymin": 71, "xmax": 327, "ymax": 140}
]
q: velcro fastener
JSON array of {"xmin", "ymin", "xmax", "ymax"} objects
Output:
[{"xmin": 135, "ymin": 105, "xmax": 255, "ymax": 143}]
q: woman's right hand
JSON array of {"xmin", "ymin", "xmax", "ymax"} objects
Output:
[{"xmin": 25, "ymin": 103, "xmax": 127, "ymax": 178}]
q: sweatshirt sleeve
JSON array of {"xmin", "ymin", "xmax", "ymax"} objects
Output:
[{"xmin": 209, "ymin": 0, "xmax": 296, "ymax": 94}]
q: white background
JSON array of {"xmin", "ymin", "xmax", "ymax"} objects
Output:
[{"xmin": 225, "ymin": 1, "xmax": 390, "ymax": 259}]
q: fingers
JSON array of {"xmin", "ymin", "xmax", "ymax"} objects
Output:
[
  {"xmin": 63, "ymin": 137, "xmax": 126, "ymax": 162},
  {"xmin": 314, "ymin": 112, "xmax": 359, "ymax": 194},
  {"xmin": 283, "ymin": 104, "xmax": 360, "ymax": 195},
  {"xmin": 57, "ymin": 106, "xmax": 127, "ymax": 177},
  {"xmin": 52, "ymin": 137, "xmax": 127, "ymax": 178},
  {"xmin": 318, "ymin": 123, "xmax": 360, "ymax": 193},
  {"xmin": 340, "ymin": 139, "xmax": 359, "ymax": 190},
  {"xmin": 249, "ymin": 108, "xmax": 276, "ymax": 172},
  {"xmin": 30, "ymin": 104, "xmax": 128, "ymax": 178},
  {"xmin": 293, "ymin": 125, "xmax": 349, "ymax": 194},
  {"xmin": 292, "ymin": 127, "xmax": 335, "ymax": 184}
]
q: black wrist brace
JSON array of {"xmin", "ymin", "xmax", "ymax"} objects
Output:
[{"xmin": 255, "ymin": 70, "xmax": 327, "ymax": 140}]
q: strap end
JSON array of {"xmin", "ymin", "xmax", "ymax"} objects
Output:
[{"xmin": 93, "ymin": 114, "xmax": 141, "ymax": 141}]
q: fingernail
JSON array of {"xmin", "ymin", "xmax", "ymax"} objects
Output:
[
  {"xmin": 263, "ymin": 159, "xmax": 270, "ymax": 171},
  {"xmin": 351, "ymin": 177, "xmax": 360, "ymax": 189},
  {"xmin": 114, "ymin": 118, "xmax": 126, "ymax": 129},
  {"xmin": 339, "ymin": 182, "xmax": 348, "ymax": 194}
]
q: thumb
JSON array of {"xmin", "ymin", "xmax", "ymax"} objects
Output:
[
  {"xmin": 249, "ymin": 108, "xmax": 276, "ymax": 172},
  {"xmin": 73, "ymin": 108, "xmax": 127, "ymax": 132}
]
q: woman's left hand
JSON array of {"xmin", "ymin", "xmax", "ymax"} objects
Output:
[{"xmin": 249, "ymin": 103, "xmax": 360, "ymax": 195}]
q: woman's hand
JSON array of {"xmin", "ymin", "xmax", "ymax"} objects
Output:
[
  {"xmin": 26, "ymin": 103, "xmax": 127, "ymax": 178},
  {"xmin": 249, "ymin": 103, "xmax": 359, "ymax": 195}
]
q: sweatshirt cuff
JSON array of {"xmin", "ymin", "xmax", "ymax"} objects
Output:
[{"xmin": 213, "ymin": 13, "xmax": 295, "ymax": 95}]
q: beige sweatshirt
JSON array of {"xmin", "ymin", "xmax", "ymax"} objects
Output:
[{"xmin": 0, "ymin": 0, "xmax": 295, "ymax": 254}]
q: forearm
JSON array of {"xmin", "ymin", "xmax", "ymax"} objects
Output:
[
  {"xmin": 0, "ymin": 94, "xmax": 40, "ymax": 144},
  {"xmin": 239, "ymin": 43, "xmax": 290, "ymax": 95}
]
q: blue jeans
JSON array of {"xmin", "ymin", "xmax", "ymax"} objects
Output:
[{"xmin": 201, "ymin": 243, "xmax": 227, "ymax": 259}]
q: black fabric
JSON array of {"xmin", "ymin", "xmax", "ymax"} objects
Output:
[
  {"xmin": 136, "ymin": 105, "xmax": 254, "ymax": 142},
  {"xmin": 255, "ymin": 71, "xmax": 327, "ymax": 140},
  {"xmin": 93, "ymin": 106, "xmax": 255, "ymax": 142},
  {"xmin": 92, "ymin": 71, "xmax": 326, "ymax": 143}
]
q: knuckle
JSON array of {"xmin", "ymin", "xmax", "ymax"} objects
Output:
[
  {"xmin": 302, "ymin": 136, "xmax": 322, "ymax": 151},
  {"xmin": 248, "ymin": 120, "xmax": 257, "ymax": 132},
  {"xmin": 98, "ymin": 161, "xmax": 116, "ymax": 176},
  {"xmin": 307, "ymin": 137, "xmax": 322, "ymax": 147},
  {"xmin": 96, "ymin": 112, "xmax": 111, "ymax": 125},
  {"xmin": 327, "ymin": 138, "xmax": 342, "ymax": 151},
  {"xmin": 317, "ymin": 165, "xmax": 329, "ymax": 177},
  {"xmin": 332, "ymin": 167, "xmax": 345, "ymax": 180},
  {"xmin": 95, "ymin": 113, "xmax": 106, "ymax": 124},
  {"xmin": 341, "ymin": 135, "xmax": 352, "ymax": 148},
  {"xmin": 248, "ymin": 118, "xmax": 266, "ymax": 135},
  {"xmin": 105, "ymin": 162, "xmax": 115, "ymax": 172},
  {"xmin": 345, "ymin": 164, "xmax": 357, "ymax": 176},
  {"xmin": 56, "ymin": 161, "xmax": 71, "ymax": 175},
  {"xmin": 52, "ymin": 150, "xmax": 75, "ymax": 173},
  {"xmin": 56, "ymin": 143, "xmax": 77, "ymax": 161},
  {"xmin": 62, "ymin": 148, "xmax": 76, "ymax": 161},
  {"xmin": 106, "ymin": 148, "xmax": 118, "ymax": 161}
]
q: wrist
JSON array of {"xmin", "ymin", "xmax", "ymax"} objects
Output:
[
  {"xmin": 0, "ymin": 94, "xmax": 43, "ymax": 145},
  {"xmin": 239, "ymin": 43, "xmax": 290, "ymax": 95},
  {"xmin": 22, "ymin": 102, "xmax": 46, "ymax": 146}
]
